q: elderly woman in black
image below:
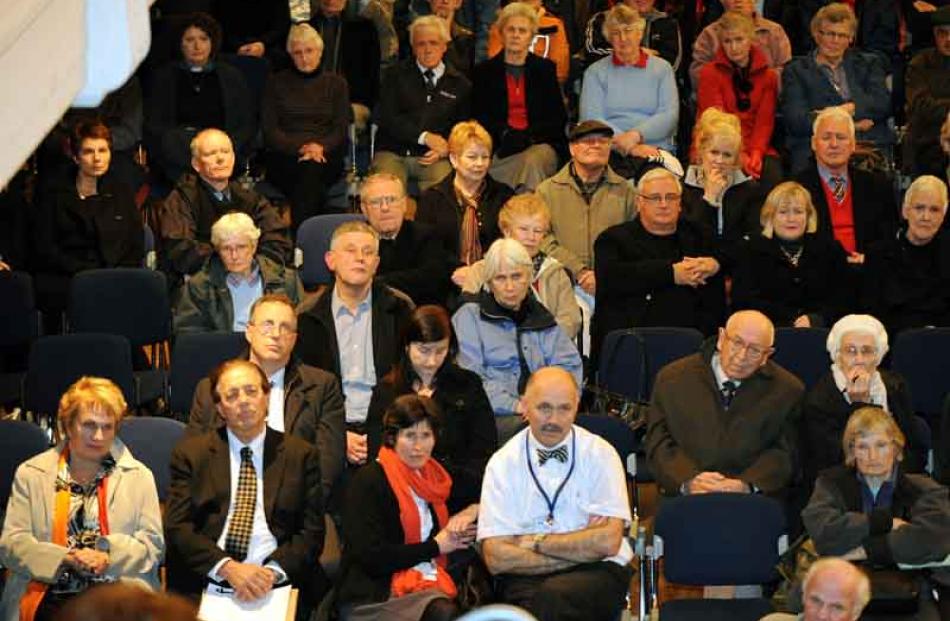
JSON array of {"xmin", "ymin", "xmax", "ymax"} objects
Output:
[
  {"xmin": 802, "ymin": 407, "xmax": 950, "ymax": 619},
  {"xmin": 144, "ymin": 12, "xmax": 254, "ymax": 183},
  {"xmin": 262, "ymin": 23, "xmax": 350, "ymax": 230},
  {"xmin": 732, "ymin": 181, "xmax": 851, "ymax": 328}
]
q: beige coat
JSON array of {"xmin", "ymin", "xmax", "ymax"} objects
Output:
[
  {"xmin": 0, "ymin": 440, "xmax": 163, "ymax": 621},
  {"xmin": 462, "ymin": 254, "xmax": 581, "ymax": 339},
  {"xmin": 537, "ymin": 164, "xmax": 637, "ymax": 276}
]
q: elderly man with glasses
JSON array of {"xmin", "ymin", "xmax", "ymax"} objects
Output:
[{"xmin": 645, "ymin": 308, "xmax": 804, "ymax": 499}]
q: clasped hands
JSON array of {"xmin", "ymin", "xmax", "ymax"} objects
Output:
[
  {"xmin": 219, "ymin": 559, "xmax": 279, "ymax": 602},
  {"xmin": 687, "ymin": 471, "xmax": 751, "ymax": 494},
  {"xmin": 419, "ymin": 133, "xmax": 449, "ymax": 166},
  {"xmin": 673, "ymin": 256, "xmax": 719, "ymax": 287},
  {"xmin": 435, "ymin": 504, "xmax": 479, "ymax": 554},
  {"xmin": 64, "ymin": 548, "xmax": 109, "ymax": 575}
]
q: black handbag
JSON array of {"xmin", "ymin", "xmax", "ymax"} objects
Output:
[{"xmin": 582, "ymin": 329, "xmax": 650, "ymax": 431}]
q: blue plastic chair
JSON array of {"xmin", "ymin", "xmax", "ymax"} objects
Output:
[
  {"xmin": 771, "ymin": 327, "xmax": 831, "ymax": 391},
  {"xmin": 295, "ymin": 213, "xmax": 366, "ymax": 288},
  {"xmin": 118, "ymin": 417, "xmax": 186, "ymax": 501},
  {"xmin": 0, "ymin": 420, "xmax": 50, "ymax": 515},
  {"xmin": 168, "ymin": 332, "xmax": 248, "ymax": 416}
]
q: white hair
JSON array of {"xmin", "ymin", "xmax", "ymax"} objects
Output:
[
  {"xmin": 481, "ymin": 238, "xmax": 533, "ymax": 286},
  {"xmin": 211, "ymin": 212, "xmax": 261, "ymax": 247},
  {"xmin": 812, "ymin": 106, "xmax": 856, "ymax": 142},
  {"xmin": 410, "ymin": 15, "xmax": 451, "ymax": 45},
  {"xmin": 802, "ymin": 558, "xmax": 871, "ymax": 620},
  {"xmin": 286, "ymin": 23, "xmax": 324, "ymax": 54},
  {"xmin": 903, "ymin": 175, "xmax": 949, "ymax": 213},
  {"xmin": 827, "ymin": 314, "xmax": 889, "ymax": 363},
  {"xmin": 636, "ymin": 167, "xmax": 682, "ymax": 194}
]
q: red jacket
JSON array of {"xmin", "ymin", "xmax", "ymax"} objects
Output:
[{"xmin": 696, "ymin": 45, "xmax": 778, "ymax": 164}]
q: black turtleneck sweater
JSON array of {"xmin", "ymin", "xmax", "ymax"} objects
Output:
[{"xmin": 261, "ymin": 67, "xmax": 350, "ymax": 157}]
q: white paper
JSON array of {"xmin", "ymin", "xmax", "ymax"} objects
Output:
[{"xmin": 198, "ymin": 584, "xmax": 293, "ymax": 621}]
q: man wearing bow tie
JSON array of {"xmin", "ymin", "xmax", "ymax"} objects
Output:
[{"xmin": 477, "ymin": 367, "xmax": 633, "ymax": 621}]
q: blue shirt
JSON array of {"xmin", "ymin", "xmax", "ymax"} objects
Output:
[
  {"xmin": 817, "ymin": 162, "xmax": 850, "ymax": 196},
  {"xmin": 226, "ymin": 263, "xmax": 263, "ymax": 331},
  {"xmin": 332, "ymin": 288, "xmax": 376, "ymax": 424}
]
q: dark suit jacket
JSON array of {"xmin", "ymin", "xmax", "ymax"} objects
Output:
[
  {"xmin": 376, "ymin": 220, "xmax": 454, "ymax": 305},
  {"xmin": 310, "ymin": 14, "xmax": 380, "ymax": 108},
  {"xmin": 187, "ymin": 357, "xmax": 346, "ymax": 502},
  {"xmin": 374, "ymin": 60, "xmax": 472, "ymax": 156},
  {"xmin": 681, "ymin": 176, "xmax": 764, "ymax": 272},
  {"xmin": 794, "ymin": 163, "xmax": 898, "ymax": 255},
  {"xmin": 471, "ymin": 53, "xmax": 567, "ymax": 158},
  {"xmin": 645, "ymin": 340, "xmax": 804, "ymax": 496},
  {"xmin": 294, "ymin": 282, "xmax": 414, "ymax": 383},
  {"xmin": 164, "ymin": 427, "xmax": 326, "ymax": 601}
]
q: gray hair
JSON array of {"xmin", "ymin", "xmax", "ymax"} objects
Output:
[
  {"xmin": 360, "ymin": 172, "xmax": 405, "ymax": 203},
  {"xmin": 903, "ymin": 175, "xmax": 949, "ymax": 213},
  {"xmin": 481, "ymin": 238, "xmax": 533, "ymax": 286},
  {"xmin": 189, "ymin": 127, "xmax": 231, "ymax": 159},
  {"xmin": 636, "ymin": 167, "xmax": 683, "ymax": 194},
  {"xmin": 211, "ymin": 212, "xmax": 261, "ymax": 247},
  {"xmin": 827, "ymin": 314, "xmax": 889, "ymax": 363},
  {"xmin": 496, "ymin": 2, "xmax": 540, "ymax": 36},
  {"xmin": 410, "ymin": 15, "xmax": 451, "ymax": 45},
  {"xmin": 812, "ymin": 106, "xmax": 856, "ymax": 142},
  {"xmin": 802, "ymin": 558, "xmax": 871, "ymax": 620},
  {"xmin": 602, "ymin": 4, "xmax": 646, "ymax": 39},
  {"xmin": 286, "ymin": 23, "xmax": 324, "ymax": 54}
]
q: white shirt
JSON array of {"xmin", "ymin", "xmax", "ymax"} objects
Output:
[
  {"xmin": 409, "ymin": 488, "xmax": 438, "ymax": 580},
  {"xmin": 267, "ymin": 367, "xmax": 286, "ymax": 432},
  {"xmin": 477, "ymin": 425, "xmax": 633, "ymax": 566}
]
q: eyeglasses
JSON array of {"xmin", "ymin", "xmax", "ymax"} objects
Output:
[
  {"xmin": 724, "ymin": 333, "xmax": 772, "ymax": 359},
  {"xmin": 818, "ymin": 29, "xmax": 851, "ymax": 41},
  {"xmin": 219, "ymin": 242, "xmax": 253, "ymax": 256},
  {"xmin": 640, "ymin": 193, "xmax": 682, "ymax": 205},
  {"xmin": 249, "ymin": 319, "xmax": 297, "ymax": 337},
  {"xmin": 363, "ymin": 195, "xmax": 404, "ymax": 209},
  {"xmin": 840, "ymin": 345, "xmax": 877, "ymax": 358}
]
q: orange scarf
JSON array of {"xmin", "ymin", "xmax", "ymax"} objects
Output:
[
  {"xmin": 19, "ymin": 448, "xmax": 110, "ymax": 621},
  {"xmin": 376, "ymin": 446, "xmax": 457, "ymax": 599}
]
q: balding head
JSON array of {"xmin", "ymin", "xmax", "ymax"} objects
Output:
[
  {"xmin": 521, "ymin": 367, "xmax": 579, "ymax": 447},
  {"xmin": 716, "ymin": 310, "xmax": 775, "ymax": 380},
  {"xmin": 802, "ymin": 558, "xmax": 870, "ymax": 621},
  {"xmin": 190, "ymin": 128, "xmax": 235, "ymax": 189}
]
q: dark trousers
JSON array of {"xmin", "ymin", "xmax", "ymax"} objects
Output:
[
  {"xmin": 264, "ymin": 151, "xmax": 344, "ymax": 232},
  {"xmin": 497, "ymin": 561, "xmax": 631, "ymax": 621}
]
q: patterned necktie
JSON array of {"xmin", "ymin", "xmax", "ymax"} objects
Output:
[
  {"xmin": 830, "ymin": 175, "xmax": 846, "ymax": 203},
  {"xmin": 537, "ymin": 446, "xmax": 568, "ymax": 466},
  {"xmin": 721, "ymin": 380, "xmax": 738, "ymax": 409},
  {"xmin": 423, "ymin": 68, "xmax": 436, "ymax": 91},
  {"xmin": 224, "ymin": 447, "xmax": 257, "ymax": 561}
]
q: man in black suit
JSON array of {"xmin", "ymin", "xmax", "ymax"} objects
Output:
[
  {"xmin": 187, "ymin": 293, "xmax": 346, "ymax": 502},
  {"xmin": 372, "ymin": 15, "xmax": 472, "ymax": 192},
  {"xmin": 794, "ymin": 107, "xmax": 897, "ymax": 264},
  {"xmin": 165, "ymin": 359, "xmax": 327, "ymax": 609}
]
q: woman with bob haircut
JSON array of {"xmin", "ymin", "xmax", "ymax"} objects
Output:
[
  {"xmin": 0, "ymin": 377, "xmax": 163, "ymax": 621},
  {"xmin": 732, "ymin": 181, "xmax": 851, "ymax": 328}
]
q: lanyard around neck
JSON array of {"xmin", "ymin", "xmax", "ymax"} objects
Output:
[{"xmin": 525, "ymin": 428, "xmax": 577, "ymax": 526}]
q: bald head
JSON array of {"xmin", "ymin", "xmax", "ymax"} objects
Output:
[
  {"xmin": 190, "ymin": 128, "xmax": 235, "ymax": 189},
  {"xmin": 802, "ymin": 558, "xmax": 870, "ymax": 621},
  {"xmin": 522, "ymin": 367, "xmax": 579, "ymax": 447},
  {"xmin": 725, "ymin": 310, "xmax": 775, "ymax": 346},
  {"xmin": 717, "ymin": 310, "xmax": 775, "ymax": 380}
]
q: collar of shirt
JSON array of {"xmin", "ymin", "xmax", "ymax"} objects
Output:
[
  {"xmin": 225, "ymin": 427, "xmax": 266, "ymax": 467},
  {"xmin": 201, "ymin": 178, "xmax": 232, "ymax": 202},
  {"xmin": 226, "ymin": 261, "xmax": 261, "ymax": 287},
  {"xmin": 417, "ymin": 61, "xmax": 446, "ymax": 82},
  {"xmin": 711, "ymin": 352, "xmax": 742, "ymax": 390},
  {"xmin": 331, "ymin": 286, "xmax": 373, "ymax": 319},
  {"xmin": 611, "ymin": 49, "xmax": 648, "ymax": 68},
  {"xmin": 526, "ymin": 426, "xmax": 573, "ymax": 469},
  {"xmin": 267, "ymin": 366, "xmax": 286, "ymax": 391},
  {"xmin": 817, "ymin": 162, "xmax": 850, "ymax": 192}
]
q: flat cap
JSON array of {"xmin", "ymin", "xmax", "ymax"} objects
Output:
[{"xmin": 569, "ymin": 119, "xmax": 614, "ymax": 142}]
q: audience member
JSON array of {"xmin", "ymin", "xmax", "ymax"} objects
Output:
[
  {"xmin": 158, "ymin": 128, "xmax": 292, "ymax": 283},
  {"xmin": 696, "ymin": 11, "xmax": 780, "ymax": 184},
  {"xmin": 164, "ymin": 359, "xmax": 328, "ymax": 609},
  {"xmin": 594, "ymin": 167, "xmax": 724, "ymax": 359},
  {"xmin": 944, "ymin": 113, "xmax": 950, "ymax": 182},
  {"xmin": 338, "ymin": 394, "xmax": 479, "ymax": 621},
  {"xmin": 367, "ymin": 306, "xmax": 497, "ymax": 511},
  {"xmin": 760, "ymin": 558, "xmax": 870, "ymax": 621},
  {"xmin": 682, "ymin": 108, "xmax": 763, "ymax": 271},
  {"xmin": 782, "ymin": 3, "xmax": 894, "ymax": 173},
  {"xmin": 580, "ymin": 5, "xmax": 679, "ymax": 177},
  {"xmin": 690, "ymin": 0, "xmax": 791, "ymax": 90},
  {"xmin": 863, "ymin": 175, "xmax": 950, "ymax": 335},
  {"xmin": 58, "ymin": 583, "xmax": 199, "ymax": 621},
  {"xmin": 373, "ymin": 16, "xmax": 472, "ymax": 194},
  {"xmin": 471, "ymin": 2, "xmax": 566, "ymax": 192},
  {"xmin": 801, "ymin": 408, "xmax": 950, "ymax": 620},
  {"xmin": 144, "ymin": 13, "xmax": 254, "ymax": 182},
  {"xmin": 452, "ymin": 239, "xmax": 582, "ymax": 440},
  {"xmin": 538, "ymin": 120, "xmax": 637, "ymax": 296},
  {"xmin": 187, "ymin": 293, "xmax": 346, "ymax": 502},
  {"xmin": 310, "ymin": 0, "xmax": 382, "ymax": 130},
  {"xmin": 793, "ymin": 107, "xmax": 897, "ymax": 264},
  {"xmin": 360, "ymin": 173, "xmax": 454, "ymax": 305},
  {"xmin": 477, "ymin": 367, "xmax": 633, "ymax": 621},
  {"xmin": 486, "ymin": 0, "xmax": 571, "ymax": 84},
  {"xmin": 295, "ymin": 221, "xmax": 413, "ymax": 468},
  {"xmin": 212, "ymin": 0, "xmax": 290, "ymax": 64},
  {"xmin": 462, "ymin": 194, "xmax": 582, "ymax": 339},
  {"xmin": 417, "ymin": 121, "xmax": 514, "ymax": 273},
  {"xmin": 174, "ymin": 213, "xmax": 303, "ymax": 333},
  {"xmin": 427, "ymin": 0, "xmax": 477, "ymax": 75},
  {"xmin": 262, "ymin": 24, "xmax": 350, "ymax": 231},
  {"xmin": 583, "ymin": 0, "xmax": 682, "ymax": 72},
  {"xmin": 0, "ymin": 378, "xmax": 163, "ymax": 621},
  {"xmin": 32, "ymin": 121, "xmax": 144, "ymax": 333},
  {"xmin": 732, "ymin": 181, "xmax": 851, "ymax": 328},
  {"xmin": 801, "ymin": 314, "xmax": 925, "ymax": 490},
  {"xmin": 646, "ymin": 310, "xmax": 803, "ymax": 497},
  {"xmin": 904, "ymin": 6, "xmax": 950, "ymax": 177}
]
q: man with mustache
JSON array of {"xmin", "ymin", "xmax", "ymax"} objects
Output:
[{"xmin": 477, "ymin": 367, "xmax": 633, "ymax": 621}]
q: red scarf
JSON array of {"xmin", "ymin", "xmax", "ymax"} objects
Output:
[
  {"xmin": 376, "ymin": 446, "xmax": 457, "ymax": 599},
  {"xmin": 20, "ymin": 447, "xmax": 110, "ymax": 621}
]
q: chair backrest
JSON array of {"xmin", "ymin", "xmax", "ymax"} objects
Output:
[
  {"xmin": 295, "ymin": 213, "xmax": 366, "ymax": 288},
  {"xmin": 24, "ymin": 334, "xmax": 137, "ymax": 418},
  {"xmin": 891, "ymin": 327, "xmax": 950, "ymax": 418},
  {"xmin": 575, "ymin": 414, "xmax": 637, "ymax": 477},
  {"xmin": 654, "ymin": 493, "xmax": 786, "ymax": 586},
  {"xmin": 771, "ymin": 327, "xmax": 830, "ymax": 391},
  {"xmin": 169, "ymin": 332, "xmax": 248, "ymax": 415},
  {"xmin": 0, "ymin": 420, "xmax": 50, "ymax": 512},
  {"xmin": 68, "ymin": 268, "xmax": 171, "ymax": 346},
  {"xmin": 0, "ymin": 271, "xmax": 39, "ymax": 348},
  {"xmin": 118, "ymin": 417, "xmax": 186, "ymax": 501},
  {"xmin": 598, "ymin": 328, "xmax": 703, "ymax": 401}
]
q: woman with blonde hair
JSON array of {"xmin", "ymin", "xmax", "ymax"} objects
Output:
[{"xmin": 732, "ymin": 180, "xmax": 851, "ymax": 328}]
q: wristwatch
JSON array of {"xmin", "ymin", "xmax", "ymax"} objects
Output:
[{"xmin": 531, "ymin": 533, "xmax": 547, "ymax": 553}]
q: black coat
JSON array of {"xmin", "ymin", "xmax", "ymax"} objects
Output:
[
  {"xmin": 310, "ymin": 14, "xmax": 380, "ymax": 108},
  {"xmin": 366, "ymin": 364, "xmax": 497, "ymax": 512},
  {"xmin": 374, "ymin": 60, "xmax": 471, "ymax": 156},
  {"xmin": 681, "ymin": 176, "xmax": 764, "ymax": 272},
  {"xmin": 592, "ymin": 217, "xmax": 725, "ymax": 358},
  {"xmin": 794, "ymin": 163, "xmax": 898, "ymax": 255},
  {"xmin": 471, "ymin": 53, "xmax": 567, "ymax": 159},
  {"xmin": 294, "ymin": 282, "xmax": 414, "ymax": 381},
  {"xmin": 416, "ymin": 171, "xmax": 514, "ymax": 261},
  {"xmin": 731, "ymin": 233, "xmax": 853, "ymax": 327},
  {"xmin": 376, "ymin": 219, "xmax": 455, "ymax": 306}
]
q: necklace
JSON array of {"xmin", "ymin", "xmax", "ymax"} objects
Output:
[{"xmin": 779, "ymin": 244, "xmax": 804, "ymax": 267}]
